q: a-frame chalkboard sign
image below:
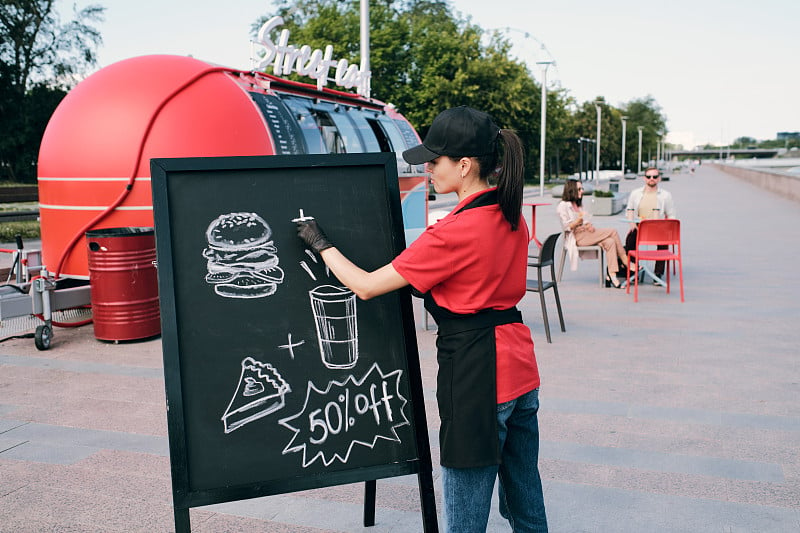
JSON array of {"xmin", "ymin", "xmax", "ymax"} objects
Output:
[{"xmin": 150, "ymin": 153, "xmax": 438, "ymax": 532}]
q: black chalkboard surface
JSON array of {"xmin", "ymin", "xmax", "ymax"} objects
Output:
[{"xmin": 150, "ymin": 153, "xmax": 436, "ymax": 532}]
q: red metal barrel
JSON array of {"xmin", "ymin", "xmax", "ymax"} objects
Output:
[{"xmin": 86, "ymin": 227, "xmax": 160, "ymax": 341}]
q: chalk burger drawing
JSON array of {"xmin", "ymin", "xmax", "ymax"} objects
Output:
[{"xmin": 203, "ymin": 212, "xmax": 285, "ymax": 298}]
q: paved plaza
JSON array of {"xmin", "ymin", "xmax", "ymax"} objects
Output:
[{"xmin": 1, "ymin": 163, "xmax": 798, "ymax": 532}]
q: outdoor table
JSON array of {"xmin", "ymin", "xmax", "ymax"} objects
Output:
[{"xmin": 524, "ymin": 202, "xmax": 551, "ymax": 248}]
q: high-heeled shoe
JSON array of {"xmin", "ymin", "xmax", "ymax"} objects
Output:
[{"xmin": 605, "ymin": 269, "xmax": 623, "ymax": 289}]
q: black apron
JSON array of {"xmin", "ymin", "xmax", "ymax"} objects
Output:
[{"xmin": 421, "ymin": 189, "xmax": 524, "ymax": 468}]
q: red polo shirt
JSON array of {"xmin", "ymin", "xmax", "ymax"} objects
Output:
[{"xmin": 392, "ymin": 188, "xmax": 540, "ymax": 403}]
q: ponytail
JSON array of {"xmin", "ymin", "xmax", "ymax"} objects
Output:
[{"xmin": 477, "ymin": 129, "xmax": 525, "ymax": 231}]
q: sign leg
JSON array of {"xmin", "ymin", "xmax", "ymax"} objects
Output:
[
  {"xmin": 174, "ymin": 507, "xmax": 191, "ymax": 533},
  {"xmin": 363, "ymin": 480, "xmax": 376, "ymax": 527},
  {"xmin": 417, "ymin": 469, "xmax": 439, "ymax": 532}
]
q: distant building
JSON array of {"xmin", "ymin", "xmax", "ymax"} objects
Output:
[{"xmin": 777, "ymin": 132, "xmax": 800, "ymax": 140}]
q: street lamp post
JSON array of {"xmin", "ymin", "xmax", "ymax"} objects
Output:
[
  {"xmin": 537, "ymin": 61, "xmax": 553, "ymax": 197},
  {"xmin": 621, "ymin": 116, "xmax": 628, "ymax": 175},
  {"xmin": 637, "ymin": 126, "xmax": 644, "ymax": 175},
  {"xmin": 594, "ymin": 101, "xmax": 602, "ymax": 181},
  {"xmin": 656, "ymin": 137, "xmax": 661, "ymax": 165},
  {"xmin": 577, "ymin": 137, "xmax": 591, "ymax": 181},
  {"xmin": 578, "ymin": 138, "xmax": 595, "ymax": 181}
]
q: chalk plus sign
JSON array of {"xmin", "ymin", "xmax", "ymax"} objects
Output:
[{"xmin": 279, "ymin": 333, "xmax": 305, "ymax": 360}]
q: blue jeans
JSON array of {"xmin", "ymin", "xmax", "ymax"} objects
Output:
[{"xmin": 442, "ymin": 388, "xmax": 547, "ymax": 532}]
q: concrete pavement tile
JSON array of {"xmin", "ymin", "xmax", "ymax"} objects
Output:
[
  {"xmin": 604, "ymin": 467, "xmax": 800, "ymax": 508},
  {"xmin": 201, "ymin": 492, "xmax": 438, "ymax": 533},
  {"xmin": 1, "ymin": 481, "xmax": 174, "ymax": 532},
  {"xmin": 0, "ymin": 518, "xmax": 114, "ymax": 533},
  {"xmin": 6, "ymin": 400, "xmax": 167, "ymax": 436},
  {"xmin": 76, "ymin": 449, "xmax": 171, "ymax": 480},
  {"xmin": 0, "ymin": 365, "xmax": 164, "ymax": 406},
  {"xmin": 0, "ymin": 404, "xmax": 18, "ymax": 417},
  {"xmin": 66, "ymin": 488, "xmax": 175, "ymax": 532},
  {"xmin": 1, "ymin": 484, "xmax": 83, "ymax": 524},
  {"xmin": 544, "ymin": 478, "xmax": 800, "ymax": 533},
  {"xmin": 301, "ymin": 479, "xmax": 429, "ymax": 512},
  {"xmin": 3, "ymin": 422, "xmax": 168, "ymax": 457},
  {"xmin": 192, "ymin": 511, "xmax": 339, "ymax": 533},
  {"xmin": 0, "ymin": 353, "xmax": 164, "ymax": 378},
  {"xmin": 540, "ymin": 412, "xmax": 626, "ymax": 448},
  {"xmin": 540, "ymin": 458, "xmax": 614, "ymax": 486},
  {"xmin": 56, "ymin": 461, "xmax": 173, "ymax": 504},
  {"xmin": 0, "ymin": 463, "xmax": 31, "ymax": 496},
  {"xmin": 542, "ymin": 439, "xmax": 783, "ymax": 482},
  {"xmin": 0, "ymin": 438, "xmax": 98, "ymax": 464},
  {"xmin": 782, "ymin": 462, "xmax": 800, "ymax": 482},
  {"xmin": 615, "ymin": 423, "xmax": 800, "ymax": 464},
  {"xmin": 0, "ymin": 418, "xmax": 27, "ymax": 433}
]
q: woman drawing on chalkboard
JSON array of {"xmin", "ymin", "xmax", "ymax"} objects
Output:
[{"xmin": 297, "ymin": 106, "xmax": 548, "ymax": 532}]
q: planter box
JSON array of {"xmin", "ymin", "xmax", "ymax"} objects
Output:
[{"xmin": 591, "ymin": 193, "xmax": 627, "ymax": 215}]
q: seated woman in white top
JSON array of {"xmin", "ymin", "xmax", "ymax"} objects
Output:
[{"xmin": 556, "ymin": 180, "xmax": 629, "ymax": 288}]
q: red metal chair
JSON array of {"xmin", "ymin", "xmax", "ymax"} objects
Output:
[{"xmin": 626, "ymin": 219, "xmax": 684, "ymax": 302}]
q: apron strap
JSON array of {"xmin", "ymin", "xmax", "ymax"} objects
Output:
[
  {"xmin": 435, "ymin": 307, "xmax": 522, "ymax": 336},
  {"xmin": 423, "ymin": 289, "xmax": 522, "ymax": 336}
]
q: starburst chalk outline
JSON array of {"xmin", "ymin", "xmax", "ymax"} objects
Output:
[{"xmin": 278, "ymin": 363, "xmax": 409, "ymax": 467}]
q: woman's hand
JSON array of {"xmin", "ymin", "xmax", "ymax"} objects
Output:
[
  {"xmin": 296, "ymin": 220, "xmax": 334, "ymax": 253},
  {"xmin": 295, "ymin": 218, "xmax": 409, "ymax": 301}
]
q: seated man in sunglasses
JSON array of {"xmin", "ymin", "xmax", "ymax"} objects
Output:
[{"xmin": 624, "ymin": 168, "xmax": 677, "ymax": 282}]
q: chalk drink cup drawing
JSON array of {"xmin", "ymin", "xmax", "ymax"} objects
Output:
[{"xmin": 309, "ymin": 285, "xmax": 359, "ymax": 369}]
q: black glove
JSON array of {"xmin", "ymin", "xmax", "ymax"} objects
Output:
[{"xmin": 296, "ymin": 219, "xmax": 334, "ymax": 253}]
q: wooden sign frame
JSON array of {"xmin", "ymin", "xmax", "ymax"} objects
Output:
[{"xmin": 150, "ymin": 153, "xmax": 437, "ymax": 532}]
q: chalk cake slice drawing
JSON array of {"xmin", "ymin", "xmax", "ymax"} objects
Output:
[
  {"xmin": 279, "ymin": 363, "xmax": 410, "ymax": 467},
  {"xmin": 222, "ymin": 357, "xmax": 291, "ymax": 434},
  {"xmin": 203, "ymin": 212, "xmax": 285, "ymax": 298},
  {"xmin": 309, "ymin": 285, "xmax": 358, "ymax": 369}
]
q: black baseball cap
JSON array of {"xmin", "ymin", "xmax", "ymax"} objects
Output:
[{"xmin": 402, "ymin": 106, "xmax": 500, "ymax": 165}]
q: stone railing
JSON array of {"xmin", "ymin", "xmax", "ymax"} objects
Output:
[{"xmin": 712, "ymin": 164, "xmax": 800, "ymax": 203}]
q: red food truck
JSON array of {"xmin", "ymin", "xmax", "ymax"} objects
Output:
[
  {"xmin": 38, "ymin": 55, "xmax": 428, "ymax": 279},
  {"xmin": 18, "ymin": 22, "xmax": 429, "ymax": 349}
]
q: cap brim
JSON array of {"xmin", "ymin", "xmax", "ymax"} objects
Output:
[{"xmin": 402, "ymin": 143, "xmax": 439, "ymax": 165}]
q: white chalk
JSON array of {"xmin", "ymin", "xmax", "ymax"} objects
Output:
[{"xmin": 291, "ymin": 208, "xmax": 315, "ymax": 222}]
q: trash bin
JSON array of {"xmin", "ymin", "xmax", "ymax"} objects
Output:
[{"xmin": 86, "ymin": 227, "xmax": 160, "ymax": 341}]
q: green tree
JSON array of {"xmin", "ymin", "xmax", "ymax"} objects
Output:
[
  {"xmin": 732, "ymin": 136, "xmax": 757, "ymax": 148},
  {"xmin": 539, "ymin": 87, "xmax": 575, "ymax": 178},
  {"xmin": 620, "ymin": 95, "xmax": 667, "ymax": 170},
  {"xmin": 260, "ymin": 0, "xmax": 545, "ymax": 181},
  {"xmin": 256, "ymin": 2, "xmax": 671, "ymax": 180},
  {"xmin": 0, "ymin": 0, "xmax": 104, "ymax": 182},
  {"xmin": 0, "ymin": 0, "xmax": 104, "ymax": 91}
]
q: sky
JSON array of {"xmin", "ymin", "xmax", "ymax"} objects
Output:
[{"xmin": 58, "ymin": 0, "xmax": 799, "ymax": 148}]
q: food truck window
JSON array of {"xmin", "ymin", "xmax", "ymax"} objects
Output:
[
  {"xmin": 393, "ymin": 119, "xmax": 426, "ymax": 173},
  {"xmin": 313, "ymin": 111, "xmax": 347, "ymax": 153},
  {"xmin": 324, "ymin": 108, "xmax": 365, "ymax": 154},
  {"xmin": 280, "ymin": 96, "xmax": 326, "ymax": 154},
  {"xmin": 343, "ymin": 111, "xmax": 382, "ymax": 153},
  {"xmin": 374, "ymin": 116, "xmax": 417, "ymax": 175},
  {"xmin": 364, "ymin": 118, "xmax": 393, "ymax": 153},
  {"xmin": 248, "ymin": 93, "xmax": 308, "ymax": 155}
]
